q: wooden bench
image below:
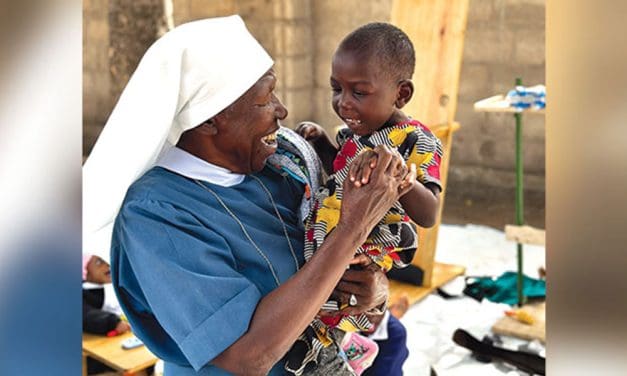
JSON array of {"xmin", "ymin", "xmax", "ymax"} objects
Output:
[
  {"xmin": 82, "ymin": 331, "xmax": 158, "ymax": 376},
  {"xmin": 505, "ymin": 224, "xmax": 546, "ymax": 246}
]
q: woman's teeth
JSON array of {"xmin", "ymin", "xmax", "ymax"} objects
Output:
[{"xmin": 262, "ymin": 132, "xmax": 277, "ymax": 146}]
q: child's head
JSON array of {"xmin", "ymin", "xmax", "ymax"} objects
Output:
[
  {"xmin": 83, "ymin": 254, "xmax": 112, "ymax": 284},
  {"xmin": 331, "ymin": 22, "xmax": 415, "ymax": 136}
]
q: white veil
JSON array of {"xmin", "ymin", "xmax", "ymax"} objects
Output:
[{"xmin": 83, "ymin": 15, "xmax": 273, "ymax": 260}]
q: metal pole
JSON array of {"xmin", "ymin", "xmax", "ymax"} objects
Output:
[{"xmin": 514, "ymin": 77, "xmax": 525, "ymax": 306}]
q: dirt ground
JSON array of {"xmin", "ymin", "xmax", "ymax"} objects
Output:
[{"xmin": 441, "ymin": 186, "xmax": 545, "ymax": 231}]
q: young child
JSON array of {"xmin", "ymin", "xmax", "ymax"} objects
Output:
[
  {"xmin": 83, "ymin": 254, "xmax": 132, "ymax": 374},
  {"xmin": 83, "ymin": 254, "xmax": 130, "ymax": 336},
  {"xmin": 290, "ymin": 22, "xmax": 444, "ymax": 375}
]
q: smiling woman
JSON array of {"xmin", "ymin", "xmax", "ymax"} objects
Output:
[
  {"xmin": 177, "ymin": 70, "xmax": 287, "ymax": 174},
  {"xmin": 83, "ymin": 15, "xmax": 407, "ymax": 376}
]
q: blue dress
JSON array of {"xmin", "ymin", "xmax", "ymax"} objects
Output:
[{"xmin": 110, "ymin": 166, "xmax": 306, "ymax": 375}]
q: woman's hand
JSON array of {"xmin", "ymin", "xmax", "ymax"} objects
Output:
[
  {"xmin": 333, "ymin": 257, "xmax": 389, "ymax": 316},
  {"xmin": 338, "ymin": 145, "xmax": 411, "ymax": 239}
]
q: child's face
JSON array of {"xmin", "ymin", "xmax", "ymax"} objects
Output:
[
  {"xmin": 330, "ymin": 49, "xmax": 400, "ymax": 136},
  {"xmin": 85, "ymin": 256, "xmax": 112, "ymax": 284}
]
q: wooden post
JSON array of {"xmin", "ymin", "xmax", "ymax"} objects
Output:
[
  {"xmin": 391, "ymin": 0, "xmax": 469, "ymax": 286},
  {"xmin": 514, "ymin": 77, "xmax": 526, "ymax": 306},
  {"xmin": 413, "ymin": 122, "xmax": 459, "ymax": 286}
]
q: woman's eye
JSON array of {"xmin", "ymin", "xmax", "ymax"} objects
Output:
[
  {"xmin": 354, "ymin": 91, "xmax": 366, "ymax": 97},
  {"xmin": 331, "ymin": 87, "xmax": 341, "ymax": 93},
  {"xmin": 255, "ymin": 99, "xmax": 272, "ymax": 107}
]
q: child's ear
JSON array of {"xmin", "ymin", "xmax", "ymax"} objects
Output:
[
  {"xmin": 197, "ymin": 118, "xmax": 219, "ymax": 136},
  {"xmin": 395, "ymin": 79, "xmax": 414, "ymax": 109}
]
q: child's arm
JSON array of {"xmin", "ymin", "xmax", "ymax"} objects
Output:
[
  {"xmin": 83, "ymin": 301, "xmax": 124, "ymax": 335},
  {"xmin": 295, "ymin": 121, "xmax": 338, "ymax": 175},
  {"xmin": 349, "ymin": 155, "xmax": 440, "ymax": 228},
  {"xmin": 398, "ymin": 175, "xmax": 440, "ymax": 228}
]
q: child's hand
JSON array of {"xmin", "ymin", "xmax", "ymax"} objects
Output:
[
  {"xmin": 295, "ymin": 121, "xmax": 326, "ymax": 142},
  {"xmin": 348, "ymin": 150, "xmax": 378, "ymax": 187},
  {"xmin": 115, "ymin": 320, "xmax": 131, "ymax": 334},
  {"xmin": 398, "ymin": 163, "xmax": 417, "ymax": 196}
]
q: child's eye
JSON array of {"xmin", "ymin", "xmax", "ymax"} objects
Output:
[{"xmin": 354, "ymin": 91, "xmax": 366, "ymax": 97}]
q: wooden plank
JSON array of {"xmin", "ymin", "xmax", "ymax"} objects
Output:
[
  {"xmin": 505, "ymin": 224, "xmax": 546, "ymax": 245},
  {"xmin": 411, "ymin": 122, "xmax": 459, "ymax": 285},
  {"xmin": 389, "ymin": 262, "xmax": 465, "ymax": 306},
  {"xmin": 474, "ymin": 94, "xmax": 545, "ymax": 114},
  {"xmin": 492, "ymin": 302, "xmax": 545, "ymax": 343},
  {"xmin": 82, "ymin": 351, "xmax": 87, "ymax": 376},
  {"xmin": 83, "ymin": 331, "xmax": 158, "ymax": 373},
  {"xmin": 391, "ymin": 0, "xmax": 468, "ymax": 286},
  {"xmin": 391, "ymin": 0, "xmax": 469, "ymax": 126}
]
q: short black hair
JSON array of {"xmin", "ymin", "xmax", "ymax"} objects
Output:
[{"xmin": 337, "ymin": 22, "xmax": 415, "ymax": 81}]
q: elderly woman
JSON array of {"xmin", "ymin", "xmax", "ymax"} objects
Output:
[{"xmin": 83, "ymin": 16, "xmax": 411, "ymax": 375}]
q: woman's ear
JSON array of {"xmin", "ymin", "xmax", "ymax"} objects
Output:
[
  {"xmin": 197, "ymin": 118, "xmax": 219, "ymax": 136},
  {"xmin": 395, "ymin": 80, "xmax": 414, "ymax": 109}
]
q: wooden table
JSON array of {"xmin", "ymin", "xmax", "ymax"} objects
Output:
[
  {"xmin": 474, "ymin": 81, "xmax": 546, "ymax": 306},
  {"xmin": 82, "ymin": 331, "xmax": 158, "ymax": 376},
  {"xmin": 473, "ymin": 94, "xmax": 545, "ymax": 114}
]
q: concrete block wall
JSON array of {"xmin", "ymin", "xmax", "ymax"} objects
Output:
[
  {"xmin": 310, "ymin": 0, "xmax": 394, "ymax": 130},
  {"xmin": 452, "ymin": 0, "xmax": 545, "ymax": 198},
  {"xmin": 83, "ymin": 0, "xmax": 168, "ymax": 156},
  {"xmin": 83, "ymin": 0, "xmax": 545, "ymax": 224},
  {"xmin": 83, "ymin": 0, "xmax": 111, "ymax": 156},
  {"xmin": 171, "ymin": 0, "xmax": 315, "ymax": 129}
]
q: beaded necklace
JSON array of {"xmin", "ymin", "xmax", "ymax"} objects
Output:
[{"xmin": 194, "ymin": 174, "xmax": 300, "ymax": 287}]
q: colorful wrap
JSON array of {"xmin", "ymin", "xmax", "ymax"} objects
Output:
[
  {"xmin": 266, "ymin": 126, "xmax": 322, "ymax": 224},
  {"xmin": 287, "ymin": 120, "xmax": 444, "ymax": 375}
]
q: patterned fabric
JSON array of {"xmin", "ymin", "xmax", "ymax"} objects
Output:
[
  {"xmin": 287, "ymin": 119, "xmax": 444, "ymax": 375},
  {"xmin": 267, "ymin": 127, "xmax": 322, "ymax": 224},
  {"xmin": 340, "ymin": 332, "xmax": 379, "ymax": 375},
  {"xmin": 307, "ymin": 119, "xmax": 443, "ymax": 270}
]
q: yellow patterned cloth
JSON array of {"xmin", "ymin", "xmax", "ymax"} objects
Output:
[{"xmin": 287, "ymin": 120, "xmax": 444, "ymax": 375}]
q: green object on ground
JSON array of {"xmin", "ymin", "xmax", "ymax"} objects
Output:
[{"xmin": 465, "ymin": 272, "xmax": 545, "ymax": 306}]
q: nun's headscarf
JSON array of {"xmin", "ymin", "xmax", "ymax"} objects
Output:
[{"xmin": 83, "ymin": 15, "xmax": 273, "ymax": 260}]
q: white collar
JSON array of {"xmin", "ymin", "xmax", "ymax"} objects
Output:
[
  {"xmin": 156, "ymin": 146, "xmax": 245, "ymax": 187},
  {"xmin": 82, "ymin": 281, "xmax": 105, "ymax": 290}
]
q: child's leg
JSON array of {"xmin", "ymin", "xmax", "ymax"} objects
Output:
[
  {"xmin": 340, "ymin": 331, "xmax": 379, "ymax": 375},
  {"xmin": 389, "ymin": 295, "xmax": 410, "ymax": 319},
  {"xmin": 363, "ymin": 314, "xmax": 409, "ymax": 376}
]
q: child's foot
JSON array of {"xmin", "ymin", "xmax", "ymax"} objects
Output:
[
  {"xmin": 340, "ymin": 332, "xmax": 379, "ymax": 375},
  {"xmin": 389, "ymin": 295, "xmax": 410, "ymax": 319}
]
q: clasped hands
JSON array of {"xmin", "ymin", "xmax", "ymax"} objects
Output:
[{"xmin": 348, "ymin": 146, "xmax": 416, "ymax": 196}]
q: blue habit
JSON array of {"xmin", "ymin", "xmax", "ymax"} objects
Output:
[{"xmin": 110, "ymin": 166, "xmax": 306, "ymax": 375}]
